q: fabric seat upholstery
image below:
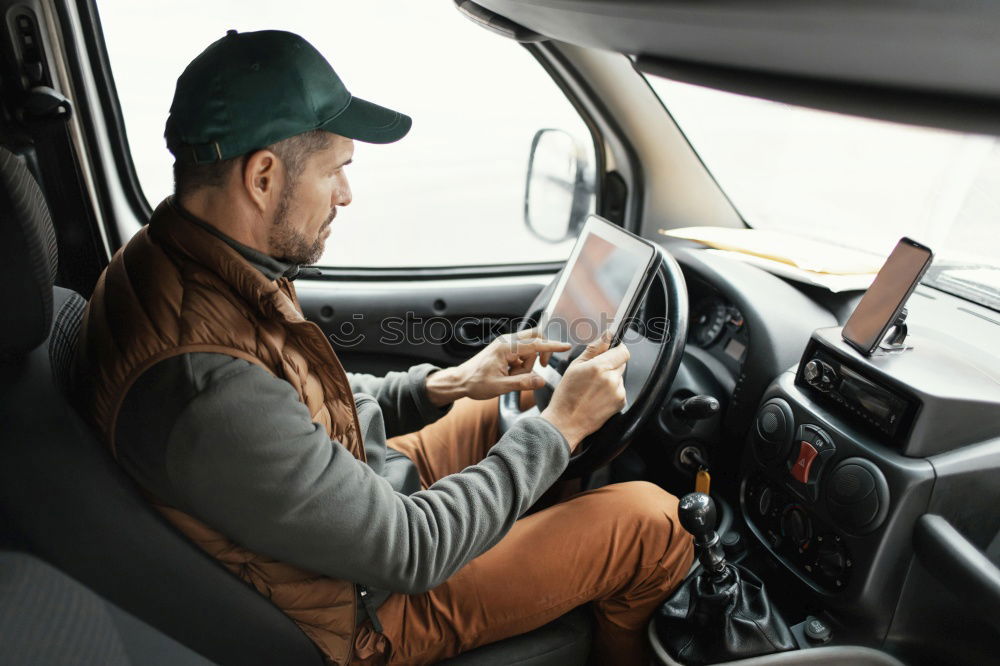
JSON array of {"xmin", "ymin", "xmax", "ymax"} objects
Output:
[
  {"xmin": 49, "ymin": 286, "xmax": 86, "ymax": 396},
  {"xmin": 0, "ymin": 551, "xmax": 214, "ymax": 665}
]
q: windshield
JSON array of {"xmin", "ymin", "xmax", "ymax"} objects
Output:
[{"xmin": 645, "ymin": 76, "xmax": 1000, "ymax": 312}]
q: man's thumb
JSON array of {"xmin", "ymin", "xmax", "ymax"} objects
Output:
[{"xmin": 577, "ymin": 330, "xmax": 613, "ymax": 362}]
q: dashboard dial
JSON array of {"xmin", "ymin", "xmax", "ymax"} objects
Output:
[{"xmin": 690, "ymin": 297, "xmax": 728, "ymax": 348}]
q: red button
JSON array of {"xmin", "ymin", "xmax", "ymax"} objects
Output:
[{"xmin": 791, "ymin": 441, "xmax": 818, "ymax": 484}]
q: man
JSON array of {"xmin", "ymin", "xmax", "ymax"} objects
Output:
[{"xmin": 75, "ymin": 29, "xmax": 692, "ymax": 665}]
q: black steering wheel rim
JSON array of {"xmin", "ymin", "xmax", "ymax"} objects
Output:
[{"xmin": 498, "ymin": 245, "xmax": 688, "ymax": 478}]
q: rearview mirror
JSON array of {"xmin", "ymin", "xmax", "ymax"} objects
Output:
[{"xmin": 524, "ymin": 129, "xmax": 594, "ymax": 243}]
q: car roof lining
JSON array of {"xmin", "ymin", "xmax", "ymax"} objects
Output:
[{"xmin": 467, "ymin": 0, "xmax": 1000, "ymax": 135}]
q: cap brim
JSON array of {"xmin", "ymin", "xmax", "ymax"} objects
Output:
[{"xmin": 321, "ymin": 96, "xmax": 411, "ymax": 144}]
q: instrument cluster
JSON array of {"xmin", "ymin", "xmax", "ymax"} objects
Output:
[{"xmin": 688, "ymin": 294, "xmax": 749, "ymax": 372}]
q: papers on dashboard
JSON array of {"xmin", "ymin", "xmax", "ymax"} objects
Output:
[
  {"xmin": 659, "ymin": 227, "xmax": 880, "ymax": 292},
  {"xmin": 703, "ymin": 250, "xmax": 876, "ymax": 292}
]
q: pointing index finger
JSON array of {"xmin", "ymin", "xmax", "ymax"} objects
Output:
[{"xmin": 510, "ymin": 337, "xmax": 571, "ymax": 355}]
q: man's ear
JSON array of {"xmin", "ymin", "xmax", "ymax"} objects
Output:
[{"xmin": 242, "ymin": 149, "xmax": 282, "ymax": 213}]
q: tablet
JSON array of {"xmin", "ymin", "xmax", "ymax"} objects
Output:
[{"xmin": 536, "ymin": 215, "xmax": 658, "ymax": 387}]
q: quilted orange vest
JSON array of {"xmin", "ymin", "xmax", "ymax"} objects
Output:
[{"xmin": 75, "ymin": 198, "xmax": 369, "ymax": 664}]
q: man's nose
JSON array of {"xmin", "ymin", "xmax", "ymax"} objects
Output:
[{"xmin": 334, "ymin": 174, "xmax": 352, "ymax": 207}]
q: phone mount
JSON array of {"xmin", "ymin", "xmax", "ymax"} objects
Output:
[{"xmin": 877, "ymin": 307, "xmax": 912, "ymax": 352}]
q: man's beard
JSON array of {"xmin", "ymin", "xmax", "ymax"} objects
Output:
[{"xmin": 268, "ymin": 184, "xmax": 335, "ymax": 265}]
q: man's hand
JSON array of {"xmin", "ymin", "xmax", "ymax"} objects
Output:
[
  {"xmin": 540, "ymin": 332, "xmax": 629, "ymax": 452},
  {"xmin": 425, "ymin": 328, "xmax": 571, "ymax": 407}
]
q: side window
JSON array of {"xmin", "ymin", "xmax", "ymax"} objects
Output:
[{"xmin": 97, "ymin": 1, "xmax": 598, "ymax": 267}]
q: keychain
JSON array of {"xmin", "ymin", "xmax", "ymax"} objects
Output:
[
  {"xmin": 695, "ymin": 466, "xmax": 711, "ymax": 495},
  {"xmin": 681, "ymin": 446, "xmax": 711, "ymax": 495}
]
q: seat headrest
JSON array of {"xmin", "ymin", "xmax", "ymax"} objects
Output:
[{"xmin": 0, "ymin": 147, "xmax": 58, "ymax": 357}]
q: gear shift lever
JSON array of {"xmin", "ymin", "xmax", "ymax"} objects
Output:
[
  {"xmin": 657, "ymin": 492, "xmax": 796, "ymax": 664},
  {"xmin": 678, "ymin": 493, "xmax": 726, "ymax": 578}
]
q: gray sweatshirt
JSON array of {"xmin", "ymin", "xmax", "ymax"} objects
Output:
[{"xmin": 113, "ymin": 213, "xmax": 570, "ymax": 619}]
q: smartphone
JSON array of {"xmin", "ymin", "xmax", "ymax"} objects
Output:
[{"xmin": 842, "ymin": 237, "xmax": 933, "ymax": 356}]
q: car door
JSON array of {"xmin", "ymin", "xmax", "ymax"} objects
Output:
[{"xmin": 92, "ymin": 0, "xmax": 606, "ymax": 375}]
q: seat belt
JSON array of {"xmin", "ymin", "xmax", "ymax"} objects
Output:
[{"xmin": 22, "ymin": 86, "xmax": 108, "ymax": 296}]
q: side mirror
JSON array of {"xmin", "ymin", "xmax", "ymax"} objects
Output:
[{"xmin": 524, "ymin": 128, "xmax": 594, "ymax": 243}]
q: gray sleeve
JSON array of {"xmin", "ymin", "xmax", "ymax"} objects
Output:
[
  {"xmin": 153, "ymin": 357, "xmax": 569, "ymax": 594},
  {"xmin": 347, "ymin": 364, "xmax": 450, "ymax": 437}
]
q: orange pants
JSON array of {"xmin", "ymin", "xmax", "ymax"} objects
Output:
[{"xmin": 354, "ymin": 397, "xmax": 693, "ymax": 665}]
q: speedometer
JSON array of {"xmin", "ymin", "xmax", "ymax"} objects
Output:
[{"xmin": 690, "ymin": 297, "xmax": 728, "ymax": 348}]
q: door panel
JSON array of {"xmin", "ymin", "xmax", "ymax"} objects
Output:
[{"xmin": 296, "ymin": 273, "xmax": 556, "ymax": 375}]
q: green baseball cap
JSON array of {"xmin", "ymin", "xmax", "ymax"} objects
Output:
[{"xmin": 165, "ymin": 29, "xmax": 411, "ymax": 164}]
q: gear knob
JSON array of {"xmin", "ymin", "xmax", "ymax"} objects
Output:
[
  {"xmin": 679, "ymin": 492, "xmax": 717, "ymax": 542},
  {"xmin": 679, "ymin": 492, "xmax": 728, "ymax": 578}
]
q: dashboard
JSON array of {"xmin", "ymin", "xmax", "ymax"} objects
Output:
[
  {"xmin": 653, "ymin": 241, "xmax": 837, "ymax": 444},
  {"xmin": 648, "ymin": 240, "xmax": 1000, "ymax": 663}
]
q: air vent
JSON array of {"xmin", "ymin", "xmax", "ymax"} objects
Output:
[
  {"xmin": 753, "ymin": 397, "xmax": 794, "ymax": 464},
  {"xmin": 825, "ymin": 457, "xmax": 890, "ymax": 535}
]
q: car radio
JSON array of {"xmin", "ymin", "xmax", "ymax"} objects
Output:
[{"xmin": 795, "ymin": 341, "xmax": 919, "ymax": 445}]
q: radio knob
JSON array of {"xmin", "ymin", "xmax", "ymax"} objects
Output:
[
  {"xmin": 803, "ymin": 360, "xmax": 822, "ymax": 385},
  {"xmin": 804, "ymin": 359, "xmax": 836, "ymax": 391}
]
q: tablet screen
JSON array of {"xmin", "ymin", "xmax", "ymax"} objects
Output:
[{"xmin": 540, "ymin": 216, "xmax": 656, "ymax": 376}]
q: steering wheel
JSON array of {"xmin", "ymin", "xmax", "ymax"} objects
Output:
[{"xmin": 498, "ymin": 245, "xmax": 689, "ymax": 478}]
